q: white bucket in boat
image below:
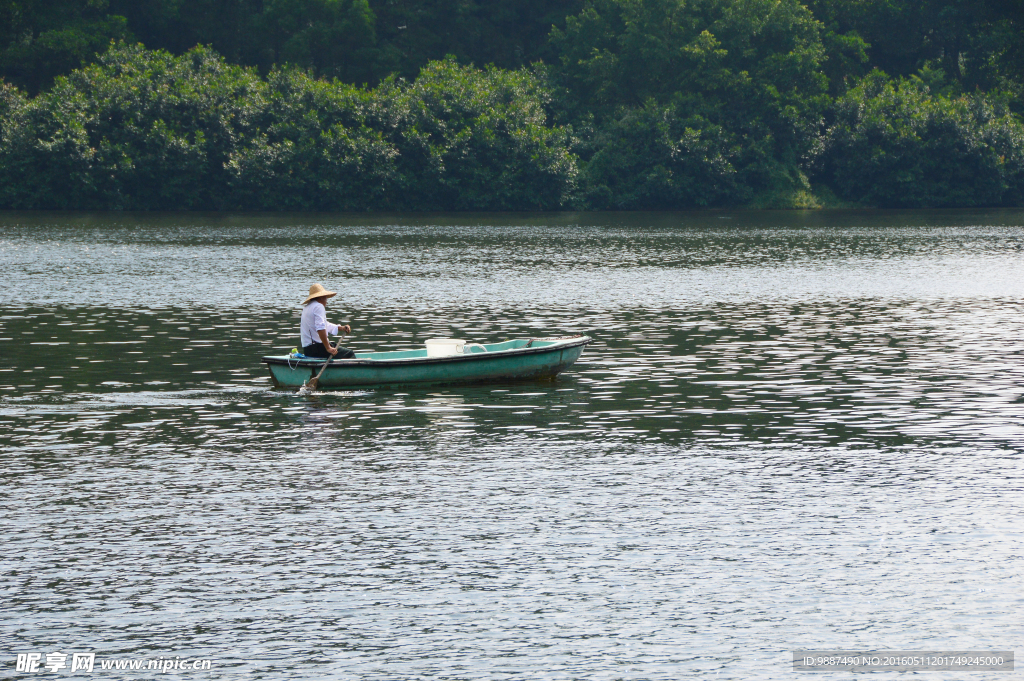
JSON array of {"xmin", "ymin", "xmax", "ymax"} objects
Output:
[{"xmin": 425, "ymin": 338, "xmax": 466, "ymax": 357}]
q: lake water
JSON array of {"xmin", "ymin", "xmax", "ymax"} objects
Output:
[{"xmin": 2, "ymin": 210, "xmax": 1023, "ymax": 679}]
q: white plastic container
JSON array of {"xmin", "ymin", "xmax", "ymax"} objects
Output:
[{"xmin": 425, "ymin": 338, "xmax": 466, "ymax": 357}]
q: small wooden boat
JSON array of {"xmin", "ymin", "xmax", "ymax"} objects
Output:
[{"xmin": 262, "ymin": 335, "xmax": 592, "ymax": 390}]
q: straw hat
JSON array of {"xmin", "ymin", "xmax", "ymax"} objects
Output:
[{"xmin": 302, "ymin": 283, "xmax": 337, "ymax": 305}]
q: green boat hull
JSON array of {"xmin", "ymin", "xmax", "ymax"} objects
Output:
[{"xmin": 262, "ymin": 336, "xmax": 591, "ymax": 390}]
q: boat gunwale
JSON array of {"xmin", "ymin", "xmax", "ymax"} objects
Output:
[{"xmin": 261, "ymin": 336, "xmax": 591, "ymax": 369}]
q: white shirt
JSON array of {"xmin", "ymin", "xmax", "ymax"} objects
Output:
[{"xmin": 300, "ymin": 301, "xmax": 341, "ymax": 347}]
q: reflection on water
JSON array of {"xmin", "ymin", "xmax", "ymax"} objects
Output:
[{"xmin": 1, "ymin": 211, "xmax": 1023, "ymax": 680}]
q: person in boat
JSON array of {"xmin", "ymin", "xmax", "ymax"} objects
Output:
[{"xmin": 300, "ymin": 283, "xmax": 355, "ymax": 359}]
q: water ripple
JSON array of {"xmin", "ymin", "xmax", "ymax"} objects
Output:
[{"xmin": 2, "ymin": 212, "xmax": 1023, "ymax": 680}]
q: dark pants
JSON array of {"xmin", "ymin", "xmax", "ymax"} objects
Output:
[{"xmin": 303, "ymin": 343, "xmax": 355, "ymax": 359}]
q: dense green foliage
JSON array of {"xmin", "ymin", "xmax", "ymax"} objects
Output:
[
  {"xmin": 815, "ymin": 74, "xmax": 1024, "ymax": 207},
  {"xmin": 0, "ymin": 0, "xmax": 587, "ymax": 93},
  {"xmin": 0, "ymin": 0, "xmax": 130, "ymax": 93},
  {"xmin": 807, "ymin": 0, "xmax": 1024, "ymax": 95},
  {"xmin": 2, "ymin": 0, "xmax": 1024, "ymax": 210},
  {"xmin": 551, "ymin": 0, "xmax": 830, "ymax": 207},
  {"xmin": 0, "ymin": 46, "xmax": 576, "ymax": 210}
]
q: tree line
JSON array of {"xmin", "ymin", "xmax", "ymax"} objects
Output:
[{"xmin": 2, "ymin": 0, "xmax": 1023, "ymax": 210}]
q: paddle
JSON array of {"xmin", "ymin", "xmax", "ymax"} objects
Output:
[{"xmin": 304, "ymin": 330, "xmax": 348, "ymax": 392}]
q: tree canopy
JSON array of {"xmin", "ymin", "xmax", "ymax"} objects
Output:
[
  {"xmin": 0, "ymin": 45, "xmax": 577, "ymax": 210},
  {"xmin": 2, "ymin": 0, "xmax": 1024, "ymax": 209}
]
